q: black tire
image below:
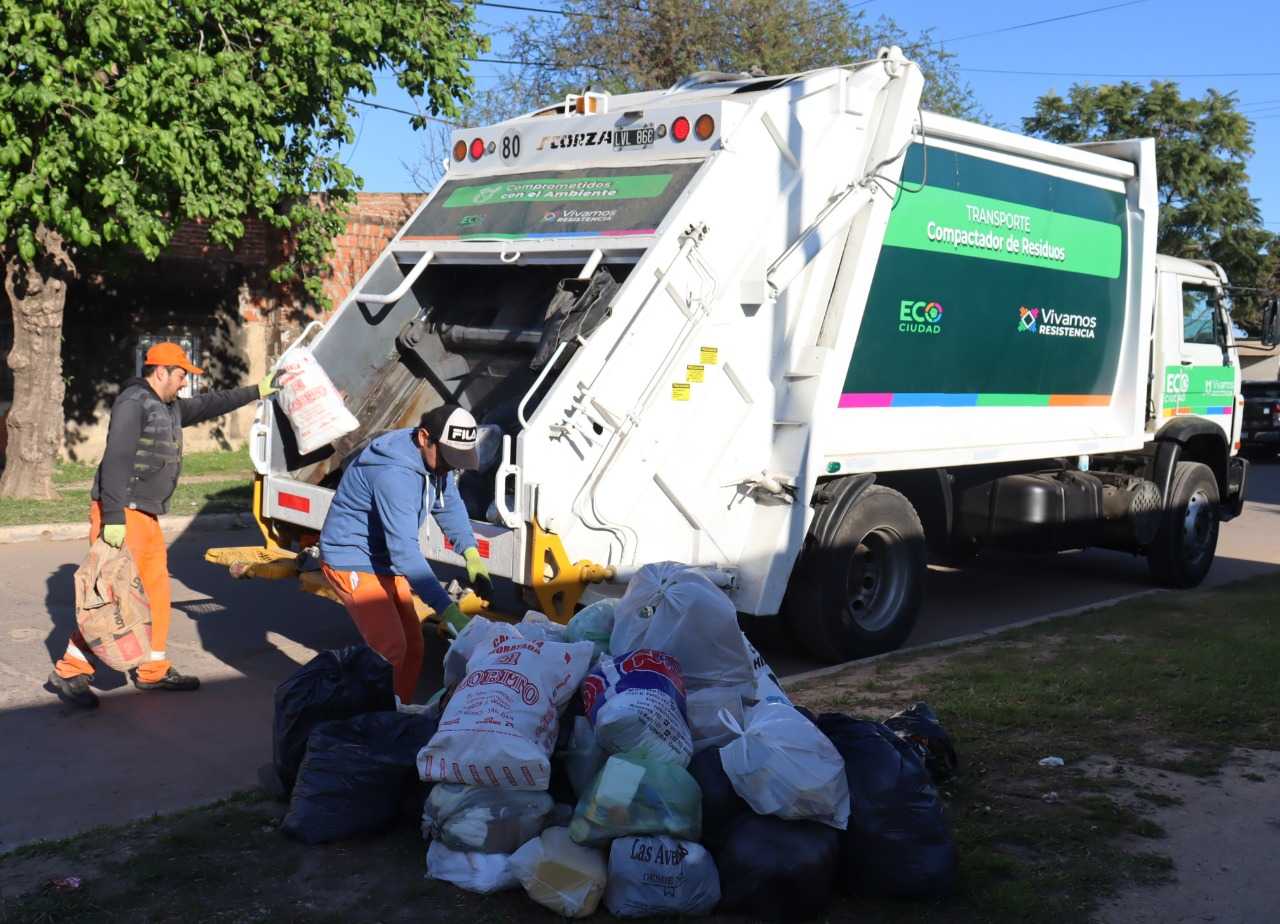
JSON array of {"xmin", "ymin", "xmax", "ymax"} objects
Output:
[
  {"xmin": 789, "ymin": 485, "xmax": 927, "ymax": 662},
  {"xmin": 1147, "ymin": 461, "xmax": 1220, "ymax": 588}
]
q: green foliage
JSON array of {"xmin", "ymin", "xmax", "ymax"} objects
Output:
[
  {"xmin": 451, "ymin": 0, "xmax": 978, "ymax": 141},
  {"xmin": 0, "ymin": 0, "xmax": 487, "ymax": 302},
  {"xmin": 1024, "ymin": 82, "xmax": 1277, "ymax": 324}
]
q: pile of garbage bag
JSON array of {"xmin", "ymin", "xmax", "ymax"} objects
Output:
[{"xmin": 270, "ymin": 564, "xmax": 959, "ymax": 919}]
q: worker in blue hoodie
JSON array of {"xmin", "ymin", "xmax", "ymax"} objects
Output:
[{"xmin": 319, "ymin": 404, "xmax": 491, "ymax": 703}]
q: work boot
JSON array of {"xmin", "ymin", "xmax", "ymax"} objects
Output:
[
  {"xmin": 47, "ymin": 671, "xmax": 100, "ymax": 709},
  {"xmin": 134, "ymin": 667, "xmax": 201, "ymax": 692}
]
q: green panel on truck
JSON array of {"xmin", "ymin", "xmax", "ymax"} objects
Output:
[
  {"xmin": 403, "ymin": 162, "xmax": 704, "ymax": 241},
  {"xmin": 840, "ymin": 144, "xmax": 1129, "ymax": 408}
]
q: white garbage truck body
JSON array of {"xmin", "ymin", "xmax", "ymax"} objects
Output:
[{"xmin": 237, "ymin": 49, "xmax": 1246, "ymax": 661}]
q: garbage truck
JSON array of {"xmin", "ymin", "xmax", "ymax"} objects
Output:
[{"xmin": 210, "ymin": 47, "xmax": 1248, "ymax": 662}]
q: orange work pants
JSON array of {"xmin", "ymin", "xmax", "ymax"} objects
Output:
[
  {"xmin": 56, "ymin": 502, "xmax": 172, "ymax": 683},
  {"xmin": 322, "ymin": 563, "xmax": 424, "ymax": 704}
]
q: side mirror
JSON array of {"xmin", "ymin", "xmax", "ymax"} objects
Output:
[{"xmin": 1264, "ymin": 300, "xmax": 1279, "ymax": 350}]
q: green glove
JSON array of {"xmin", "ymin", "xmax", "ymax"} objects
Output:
[
  {"xmin": 438, "ymin": 602, "xmax": 469, "ymax": 638},
  {"xmin": 102, "ymin": 524, "xmax": 126, "ymax": 548},
  {"xmin": 258, "ymin": 371, "xmax": 279, "ymax": 399},
  {"xmin": 463, "ymin": 546, "xmax": 492, "ymax": 596}
]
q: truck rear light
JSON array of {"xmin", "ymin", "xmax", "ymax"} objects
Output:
[
  {"xmin": 452, "ymin": 140, "xmax": 467, "ymax": 161},
  {"xmin": 671, "ymin": 116, "xmax": 690, "ymax": 142},
  {"xmin": 1273, "ymin": 402, "xmax": 1280, "ymax": 415},
  {"xmin": 694, "ymin": 113, "xmax": 715, "ymax": 140},
  {"xmin": 277, "ymin": 492, "xmax": 311, "ymax": 513},
  {"xmin": 469, "ymin": 138, "xmax": 485, "ymax": 160}
]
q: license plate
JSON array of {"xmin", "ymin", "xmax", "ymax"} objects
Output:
[{"xmin": 615, "ymin": 124, "xmax": 656, "ymax": 149}]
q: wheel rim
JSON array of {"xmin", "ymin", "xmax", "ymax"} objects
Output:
[
  {"xmin": 844, "ymin": 527, "xmax": 911, "ymax": 633},
  {"xmin": 1181, "ymin": 488, "xmax": 1215, "ymax": 561}
]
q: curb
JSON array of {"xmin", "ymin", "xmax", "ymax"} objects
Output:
[
  {"xmin": 0, "ymin": 511, "xmax": 257, "ymax": 546},
  {"xmin": 781, "ymin": 588, "xmax": 1164, "ymax": 689}
]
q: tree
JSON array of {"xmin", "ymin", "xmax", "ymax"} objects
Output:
[
  {"xmin": 413, "ymin": 0, "xmax": 979, "ymax": 187},
  {"xmin": 0, "ymin": 0, "xmax": 485, "ymax": 498},
  {"xmin": 1024, "ymin": 82, "xmax": 1276, "ymax": 326}
]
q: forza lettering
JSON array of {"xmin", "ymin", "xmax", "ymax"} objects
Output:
[{"xmin": 537, "ymin": 129, "xmax": 615, "ymax": 151}]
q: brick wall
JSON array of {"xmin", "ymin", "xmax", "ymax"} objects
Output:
[
  {"xmin": 322, "ymin": 193, "xmax": 423, "ymax": 308},
  {"xmin": 14, "ymin": 192, "xmax": 427, "ymax": 462}
]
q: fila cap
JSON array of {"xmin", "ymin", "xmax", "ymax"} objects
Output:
[{"xmin": 420, "ymin": 404, "xmax": 480, "ymax": 471}]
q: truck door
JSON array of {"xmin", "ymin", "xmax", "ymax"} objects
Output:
[{"xmin": 1160, "ymin": 277, "xmax": 1238, "ymax": 442}]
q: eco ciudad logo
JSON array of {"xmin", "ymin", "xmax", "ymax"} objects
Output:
[{"xmin": 899, "ymin": 299, "xmax": 944, "ymax": 335}]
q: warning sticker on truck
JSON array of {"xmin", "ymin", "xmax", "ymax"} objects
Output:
[{"xmin": 672, "ymin": 383, "xmax": 691, "ymax": 401}]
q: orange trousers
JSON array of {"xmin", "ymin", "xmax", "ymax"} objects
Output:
[
  {"xmin": 322, "ymin": 563, "xmax": 424, "ymax": 704},
  {"xmin": 56, "ymin": 503, "xmax": 172, "ymax": 683}
]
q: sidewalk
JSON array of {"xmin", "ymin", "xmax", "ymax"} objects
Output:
[{"xmin": 0, "ymin": 510, "xmax": 256, "ymax": 545}]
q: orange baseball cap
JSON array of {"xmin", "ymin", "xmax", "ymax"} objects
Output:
[{"xmin": 144, "ymin": 342, "xmax": 203, "ymax": 375}]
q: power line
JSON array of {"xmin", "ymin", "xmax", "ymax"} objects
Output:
[
  {"xmin": 958, "ymin": 67, "xmax": 1280, "ymax": 78},
  {"xmin": 344, "ymin": 97, "xmax": 459, "ymax": 125},
  {"xmin": 931, "ymin": 0, "xmax": 1146, "ymax": 45},
  {"xmin": 476, "ymin": 1, "xmax": 608, "ymax": 18}
]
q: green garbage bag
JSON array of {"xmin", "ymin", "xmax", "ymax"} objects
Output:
[{"xmin": 568, "ymin": 753, "xmax": 701, "ymax": 846}]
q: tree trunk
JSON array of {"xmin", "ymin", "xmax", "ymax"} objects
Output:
[{"xmin": 0, "ymin": 227, "xmax": 75, "ymax": 500}]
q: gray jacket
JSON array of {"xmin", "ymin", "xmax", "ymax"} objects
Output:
[{"xmin": 91, "ymin": 377, "xmax": 258, "ymax": 524}]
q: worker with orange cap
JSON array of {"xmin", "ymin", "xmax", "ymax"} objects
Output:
[{"xmin": 47, "ymin": 342, "xmax": 276, "ymax": 708}]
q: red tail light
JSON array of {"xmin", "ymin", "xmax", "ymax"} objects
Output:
[
  {"xmin": 671, "ymin": 116, "xmax": 690, "ymax": 142},
  {"xmin": 469, "ymin": 138, "xmax": 485, "ymax": 160}
]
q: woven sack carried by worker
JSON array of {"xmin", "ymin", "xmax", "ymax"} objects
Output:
[
  {"xmin": 275, "ymin": 346, "xmax": 359, "ymax": 455},
  {"xmin": 74, "ymin": 539, "xmax": 152, "ymax": 670}
]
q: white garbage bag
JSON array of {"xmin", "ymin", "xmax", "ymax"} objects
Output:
[
  {"xmin": 561, "ymin": 716, "xmax": 607, "ymax": 798},
  {"xmin": 582, "ymin": 649, "xmax": 693, "ymax": 766},
  {"xmin": 610, "ymin": 563, "xmax": 755, "ymax": 694},
  {"xmin": 274, "ymin": 346, "xmax": 359, "ymax": 455},
  {"xmin": 686, "ymin": 687, "xmax": 744, "ymax": 753},
  {"xmin": 426, "ymin": 840, "xmax": 519, "ymax": 894},
  {"xmin": 423, "ymin": 784, "xmax": 554, "ymax": 853},
  {"xmin": 605, "ymin": 836, "xmax": 721, "ymax": 918},
  {"xmin": 441, "ymin": 615, "xmax": 512, "ymax": 688},
  {"xmin": 718, "ymin": 702, "xmax": 850, "ymax": 830},
  {"xmin": 419, "ymin": 635, "xmax": 595, "ymax": 790},
  {"xmin": 514, "ymin": 609, "xmax": 568, "ymax": 642},
  {"xmin": 743, "ymin": 635, "xmax": 791, "ymax": 704},
  {"xmin": 510, "ymin": 826, "xmax": 608, "ymax": 918}
]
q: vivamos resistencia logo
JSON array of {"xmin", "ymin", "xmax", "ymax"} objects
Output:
[
  {"xmin": 1018, "ymin": 305, "xmax": 1098, "ymax": 340},
  {"xmin": 898, "ymin": 299, "xmax": 944, "ymax": 335},
  {"xmin": 457, "ymin": 214, "xmax": 484, "ymax": 228}
]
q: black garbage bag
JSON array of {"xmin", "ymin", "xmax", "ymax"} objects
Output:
[
  {"xmin": 688, "ymin": 747, "xmax": 748, "ymax": 850},
  {"xmin": 713, "ymin": 813, "xmax": 841, "ymax": 921},
  {"xmin": 884, "ymin": 702, "xmax": 959, "ymax": 783},
  {"xmin": 815, "ymin": 713, "xmax": 958, "ymax": 898},
  {"xmin": 272, "ymin": 646, "xmax": 396, "ymax": 792},
  {"xmin": 282, "ymin": 710, "xmax": 439, "ymax": 844}
]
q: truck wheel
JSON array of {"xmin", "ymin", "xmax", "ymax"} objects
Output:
[
  {"xmin": 1148, "ymin": 461, "xmax": 1219, "ymax": 588},
  {"xmin": 792, "ymin": 485, "xmax": 926, "ymax": 662}
]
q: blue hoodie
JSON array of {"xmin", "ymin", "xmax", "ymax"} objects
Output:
[{"xmin": 319, "ymin": 428, "xmax": 477, "ymax": 614}]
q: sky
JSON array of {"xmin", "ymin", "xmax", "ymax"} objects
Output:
[{"xmin": 341, "ymin": 0, "xmax": 1280, "ymax": 232}]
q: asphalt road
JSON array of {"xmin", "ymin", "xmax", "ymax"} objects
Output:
[{"xmin": 1, "ymin": 457, "xmax": 1277, "ymax": 850}]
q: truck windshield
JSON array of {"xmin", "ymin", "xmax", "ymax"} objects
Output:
[{"xmin": 401, "ymin": 162, "xmax": 702, "ymax": 242}]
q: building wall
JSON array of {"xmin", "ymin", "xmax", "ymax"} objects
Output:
[{"xmin": 2, "ymin": 193, "xmax": 425, "ymax": 463}]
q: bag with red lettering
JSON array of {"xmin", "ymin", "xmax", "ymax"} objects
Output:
[
  {"xmin": 418, "ymin": 634, "xmax": 595, "ymax": 790},
  {"xmin": 581, "ymin": 649, "xmax": 693, "ymax": 767},
  {"xmin": 275, "ymin": 346, "xmax": 359, "ymax": 455}
]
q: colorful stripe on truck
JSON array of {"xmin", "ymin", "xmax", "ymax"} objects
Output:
[{"xmin": 839, "ymin": 392, "xmax": 1111, "ymax": 408}]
